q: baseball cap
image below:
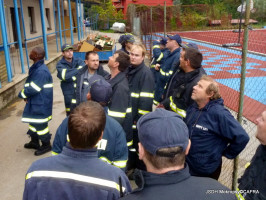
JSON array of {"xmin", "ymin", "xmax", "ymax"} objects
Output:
[
  {"xmin": 90, "ymin": 79, "xmax": 112, "ymax": 104},
  {"xmin": 61, "ymin": 44, "xmax": 73, "ymax": 52},
  {"xmin": 137, "ymin": 108, "xmax": 189, "ymax": 157},
  {"xmin": 160, "ymin": 38, "xmax": 167, "ymax": 45},
  {"xmin": 167, "ymin": 34, "xmax": 182, "ymax": 45},
  {"xmin": 182, "ymin": 43, "xmax": 198, "ymax": 50}
]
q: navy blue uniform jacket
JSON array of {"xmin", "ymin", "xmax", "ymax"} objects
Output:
[
  {"xmin": 185, "ymin": 98, "xmax": 249, "ymax": 176},
  {"xmin": 18, "ymin": 60, "xmax": 53, "ymax": 123}
]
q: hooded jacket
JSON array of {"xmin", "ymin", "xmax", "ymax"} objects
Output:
[{"xmin": 185, "ymin": 98, "xmax": 249, "ymax": 176}]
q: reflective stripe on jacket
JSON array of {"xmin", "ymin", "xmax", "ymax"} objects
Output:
[{"xmin": 18, "ymin": 60, "xmax": 53, "ymax": 123}]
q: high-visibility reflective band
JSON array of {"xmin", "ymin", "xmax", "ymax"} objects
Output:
[
  {"xmin": 131, "ymin": 93, "xmax": 139, "ymax": 98},
  {"xmin": 43, "ymin": 83, "xmax": 53, "ymax": 88},
  {"xmin": 127, "ymin": 140, "xmax": 133, "ymax": 147},
  {"xmin": 138, "ymin": 109, "xmax": 150, "ymax": 115},
  {"xmin": 99, "ymin": 157, "xmax": 127, "ymax": 169},
  {"xmin": 113, "ymin": 160, "xmax": 127, "ymax": 168},
  {"xmin": 99, "ymin": 156, "xmax": 112, "ymax": 164},
  {"xmin": 132, "ymin": 125, "xmax": 136, "ymax": 129},
  {"xmin": 37, "ymin": 127, "xmax": 49, "ymax": 136},
  {"xmin": 62, "ymin": 69, "xmax": 67, "ymax": 80},
  {"xmin": 150, "ymin": 64, "xmax": 155, "ymax": 68},
  {"xmin": 72, "ymin": 76, "xmax": 76, "ymax": 81},
  {"xmin": 51, "ymin": 151, "xmax": 58, "ymax": 156},
  {"xmin": 26, "ymin": 171, "xmax": 126, "ymax": 192},
  {"xmin": 152, "ymin": 45, "xmax": 160, "ymax": 49},
  {"xmin": 140, "ymin": 92, "xmax": 154, "ymax": 98},
  {"xmin": 245, "ymin": 162, "xmax": 250, "ymax": 169},
  {"xmin": 153, "ymin": 100, "xmax": 159, "ymax": 106},
  {"xmin": 129, "ymin": 148, "xmax": 136, "ymax": 152},
  {"xmin": 126, "ymin": 107, "xmax": 132, "ymax": 113},
  {"xmin": 71, "ymin": 99, "xmax": 77, "ymax": 104},
  {"xmin": 66, "ymin": 108, "xmax": 70, "ymax": 112},
  {"xmin": 78, "ymin": 66, "xmax": 83, "ymax": 69},
  {"xmin": 236, "ymin": 188, "xmax": 245, "ymax": 200},
  {"xmin": 169, "ymin": 96, "xmax": 186, "ymax": 118},
  {"xmin": 156, "ymin": 53, "xmax": 163, "ymax": 62},
  {"xmin": 29, "ymin": 125, "xmax": 37, "ymax": 132},
  {"xmin": 159, "ymin": 69, "xmax": 172, "ymax": 77},
  {"xmin": 108, "ymin": 109, "xmax": 126, "ymax": 118},
  {"xmin": 21, "ymin": 89, "xmax": 27, "ymax": 98},
  {"xmin": 74, "ymin": 83, "xmax": 77, "ymax": 88},
  {"xmin": 164, "ymin": 84, "xmax": 167, "ymax": 90},
  {"xmin": 25, "ymin": 83, "xmax": 30, "ymax": 87},
  {"xmin": 30, "ymin": 82, "xmax": 41, "ymax": 92},
  {"xmin": 67, "ymin": 134, "xmax": 70, "ymax": 142},
  {"xmin": 22, "ymin": 116, "xmax": 52, "ymax": 123},
  {"xmin": 83, "ymin": 81, "xmax": 89, "ymax": 85}
]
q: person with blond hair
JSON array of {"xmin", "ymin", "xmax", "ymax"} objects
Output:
[
  {"xmin": 184, "ymin": 75, "xmax": 249, "ymax": 180},
  {"xmin": 126, "ymin": 44, "xmax": 155, "ymax": 172}
]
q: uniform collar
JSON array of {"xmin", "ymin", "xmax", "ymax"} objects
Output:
[
  {"xmin": 133, "ymin": 164, "xmax": 190, "ymax": 192},
  {"xmin": 62, "ymin": 143, "xmax": 98, "ymax": 159},
  {"xmin": 108, "ymin": 72, "xmax": 126, "ymax": 87}
]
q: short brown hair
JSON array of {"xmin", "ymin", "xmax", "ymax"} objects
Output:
[
  {"xmin": 144, "ymin": 147, "xmax": 185, "ymax": 169},
  {"xmin": 131, "ymin": 44, "xmax": 146, "ymax": 57},
  {"xmin": 183, "ymin": 48, "xmax": 203, "ymax": 69},
  {"xmin": 114, "ymin": 50, "xmax": 130, "ymax": 72},
  {"xmin": 68, "ymin": 101, "xmax": 106, "ymax": 149},
  {"xmin": 85, "ymin": 51, "xmax": 98, "ymax": 60},
  {"xmin": 201, "ymin": 75, "xmax": 221, "ymax": 100}
]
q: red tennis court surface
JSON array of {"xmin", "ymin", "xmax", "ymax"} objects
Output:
[{"xmin": 169, "ymin": 29, "xmax": 266, "ymax": 55}]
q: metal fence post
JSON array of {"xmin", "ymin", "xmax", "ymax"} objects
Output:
[
  {"xmin": 39, "ymin": 0, "xmax": 49, "ymax": 60},
  {"xmin": 57, "ymin": 0, "xmax": 63, "ymax": 48},
  {"xmin": 232, "ymin": 0, "xmax": 251, "ymax": 191},
  {"xmin": 0, "ymin": 0, "xmax": 12, "ymax": 82},
  {"xmin": 67, "ymin": 0, "xmax": 74, "ymax": 45},
  {"xmin": 13, "ymin": 0, "xmax": 25, "ymax": 74}
]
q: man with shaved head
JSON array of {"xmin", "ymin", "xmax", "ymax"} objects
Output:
[{"xmin": 18, "ymin": 47, "xmax": 53, "ymax": 156}]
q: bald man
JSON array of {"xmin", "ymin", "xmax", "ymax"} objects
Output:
[{"xmin": 18, "ymin": 47, "xmax": 53, "ymax": 156}]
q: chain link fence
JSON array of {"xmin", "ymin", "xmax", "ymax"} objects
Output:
[{"xmin": 127, "ymin": 2, "xmax": 266, "ymax": 189}]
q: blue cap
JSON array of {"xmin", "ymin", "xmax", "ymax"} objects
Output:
[
  {"xmin": 90, "ymin": 79, "xmax": 112, "ymax": 104},
  {"xmin": 61, "ymin": 44, "xmax": 73, "ymax": 52},
  {"xmin": 182, "ymin": 43, "xmax": 198, "ymax": 50},
  {"xmin": 167, "ymin": 34, "xmax": 182, "ymax": 45},
  {"xmin": 118, "ymin": 34, "xmax": 135, "ymax": 44},
  {"xmin": 137, "ymin": 108, "xmax": 189, "ymax": 156},
  {"xmin": 160, "ymin": 38, "xmax": 167, "ymax": 45}
]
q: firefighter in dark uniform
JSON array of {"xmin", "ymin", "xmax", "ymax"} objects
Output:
[
  {"xmin": 126, "ymin": 44, "xmax": 155, "ymax": 171},
  {"xmin": 23, "ymin": 101, "xmax": 131, "ymax": 200},
  {"xmin": 56, "ymin": 44, "xmax": 84, "ymax": 116},
  {"xmin": 106, "ymin": 50, "xmax": 133, "ymax": 149},
  {"xmin": 237, "ymin": 110, "xmax": 266, "ymax": 200},
  {"xmin": 118, "ymin": 33, "xmax": 135, "ymax": 55},
  {"xmin": 18, "ymin": 47, "xmax": 53, "ymax": 156}
]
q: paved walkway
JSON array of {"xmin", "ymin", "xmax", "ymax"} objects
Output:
[{"xmin": 0, "ymin": 31, "xmax": 132, "ymax": 200}]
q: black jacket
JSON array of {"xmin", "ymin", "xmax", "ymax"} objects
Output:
[
  {"xmin": 162, "ymin": 67, "xmax": 206, "ymax": 118},
  {"xmin": 238, "ymin": 145, "xmax": 266, "ymax": 200},
  {"xmin": 121, "ymin": 165, "xmax": 236, "ymax": 200},
  {"xmin": 106, "ymin": 72, "xmax": 133, "ymax": 147},
  {"xmin": 126, "ymin": 61, "xmax": 155, "ymax": 123}
]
